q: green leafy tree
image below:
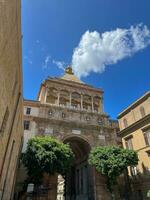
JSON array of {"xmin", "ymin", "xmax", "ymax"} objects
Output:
[
  {"xmin": 22, "ymin": 136, "xmax": 74, "ymax": 184},
  {"xmin": 88, "ymin": 146, "xmax": 138, "ymax": 193}
]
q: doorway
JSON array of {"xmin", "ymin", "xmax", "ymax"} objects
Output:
[{"xmin": 64, "ymin": 136, "xmax": 94, "ymax": 200}]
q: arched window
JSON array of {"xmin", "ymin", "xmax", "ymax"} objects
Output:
[
  {"xmin": 46, "ymin": 88, "xmax": 58, "ymax": 104},
  {"xmin": 71, "ymin": 92, "xmax": 81, "ymax": 108},
  {"xmin": 93, "ymin": 96, "xmax": 101, "ymax": 112},
  {"xmin": 59, "ymin": 90, "xmax": 70, "ymax": 106},
  {"xmin": 83, "ymin": 95, "xmax": 92, "ymax": 111},
  {"xmin": 140, "ymin": 106, "xmax": 146, "ymax": 118},
  {"xmin": 123, "ymin": 118, "xmax": 128, "ymax": 128}
]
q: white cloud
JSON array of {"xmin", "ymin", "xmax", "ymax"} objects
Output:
[
  {"xmin": 52, "ymin": 60, "xmax": 66, "ymax": 70},
  {"xmin": 42, "ymin": 56, "xmax": 66, "ymax": 70},
  {"xmin": 43, "ymin": 55, "xmax": 51, "ymax": 69},
  {"xmin": 72, "ymin": 24, "xmax": 150, "ymax": 77}
]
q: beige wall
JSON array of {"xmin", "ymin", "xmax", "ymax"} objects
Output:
[
  {"xmin": 22, "ymin": 121, "xmax": 37, "ymax": 152},
  {"xmin": 22, "ymin": 104, "xmax": 40, "ymax": 152},
  {"xmin": 0, "ymin": 0, "xmax": 23, "ymax": 199},
  {"xmin": 24, "ymin": 106, "xmax": 39, "ymax": 117},
  {"xmin": 122, "ymin": 128, "xmax": 150, "ymax": 173},
  {"xmin": 118, "ymin": 92, "xmax": 150, "ymax": 199},
  {"xmin": 119, "ymin": 95, "xmax": 150, "ymax": 173},
  {"xmin": 119, "ymin": 96, "xmax": 150, "ymax": 130}
]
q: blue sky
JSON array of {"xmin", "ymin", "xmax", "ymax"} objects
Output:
[{"xmin": 22, "ymin": 0, "xmax": 150, "ymax": 119}]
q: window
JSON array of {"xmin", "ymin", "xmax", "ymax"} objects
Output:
[
  {"xmin": 26, "ymin": 107, "xmax": 31, "ymax": 115},
  {"xmin": 144, "ymin": 129, "xmax": 150, "ymax": 146},
  {"xmin": 123, "ymin": 118, "xmax": 128, "ymax": 128},
  {"xmin": 140, "ymin": 106, "xmax": 146, "ymax": 118},
  {"xmin": 125, "ymin": 136, "xmax": 133, "ymax": 149},
  {"xmin": 24, "ymin": 121, "xmax": 30, "ymax": 130}
]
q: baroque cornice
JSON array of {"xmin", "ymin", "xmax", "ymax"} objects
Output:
[
  {"xmin": 24, "ymin": 99, "xmax": 40, "ymax": 107},
  {"xmin": 46, "ymin": 77, "xmax": 103, "ymax": 93}
]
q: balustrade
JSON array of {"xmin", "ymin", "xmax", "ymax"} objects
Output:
[{"xmin": 45, "ymin": 88, "xmax": 103, "ymax": 113}]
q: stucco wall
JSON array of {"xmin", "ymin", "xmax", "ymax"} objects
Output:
[
  {"xmin": 0, "ymin": 0, "xmax": 23, "ymax": 199},
  {"xmin": 119, "ymin": 96, "xmax": 150, "ymax": 130}
]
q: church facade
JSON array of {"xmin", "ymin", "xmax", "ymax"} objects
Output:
[{"xmin": 20, "ymin": 67, "xmax": 120, "ymax": 200}]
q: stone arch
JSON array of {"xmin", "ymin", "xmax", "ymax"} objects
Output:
[
  {"xmin": 83, "ymin": 94, "xmax": 92, "ymax": 111},
  {"xmin": 59, "ymin": 90, "xmax": 70, "ymax": 106},
  {"xmin": 63, "ymin": 135, "xmax": 94, "ymax": 200},
  {"xmin": 62, "ymin": 134, "xmax": 91, "ymax": 147},
  {"xmin": 93, "ymin": 96, "xmax": 101, "ymax": 112},
  {"xmin": 71, "ymin": 92, "xmax": 81, "ymax": 109},
  {"xmin": 46, "ymin": 87, "xmax": 58, "ymax": 104}
]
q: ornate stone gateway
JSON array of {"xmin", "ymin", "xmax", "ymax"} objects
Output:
[{"xmin": 21, "ymin": 66, "xmax": 119, "ymax": 200}]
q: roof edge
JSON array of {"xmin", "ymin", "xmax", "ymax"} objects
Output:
[{"xmin": 118, "ymin": 91, "xmax": 150, "ymax": 119}]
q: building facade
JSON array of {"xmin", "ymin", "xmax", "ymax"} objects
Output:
[
  {"xmin": 18, "ymin": 66, "xmax": 120, "ymax": 200},
  {"xmin": 0, "ymin": 0, "xmax": 23, "ymax": 199},
  {"xmin": 118, "ymin": 91, "xmax": 150, "ymax": 200}
]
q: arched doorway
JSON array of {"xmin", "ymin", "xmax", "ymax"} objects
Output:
[{"xmin": 63, "ymin": 136, "xmax": 94, "ymax": 200}]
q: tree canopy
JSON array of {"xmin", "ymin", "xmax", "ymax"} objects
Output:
[
  {"xmin": 22, "ymin": 136, "xmax": 74, "ymax": 184},
  {"xmin": 88, "ymin": 146, "xmax": 138, "ymax": 191}
]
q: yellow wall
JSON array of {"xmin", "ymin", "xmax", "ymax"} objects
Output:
[
  {"xmin": 122, "ymin": 128, "xmax": 150, "ymax": 174},
  {"xmin": 119, "ymin": 96, "xmax": 150, "ymax": 130}
]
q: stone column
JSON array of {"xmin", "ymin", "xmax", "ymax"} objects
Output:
[
  {"xmin": 102, "ymin": 97, "xmax": 104, "ymax": 112},
  {"xmin": 92, "ymin": 96, "xmax": 94, "ymax": 112},
  {"xmin": 70, "ymin": 92, "xmax": 72, "ymax": 107},
  {"xmin": 81, "ymin": 94, "xmax": 83, "ymax": 110},
  {"xmin": 57, "ymin": 92, "xmax": 60, "ymax": 105},
  {"xmin": 99, "ymin": 97, "xmax": 103, "ymax": 112},
  {"xmin": 44, "ymin": 88, "xmax": 48, "ymax": 103}
]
